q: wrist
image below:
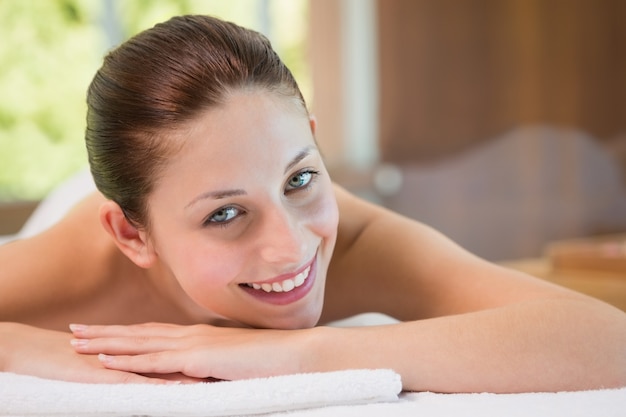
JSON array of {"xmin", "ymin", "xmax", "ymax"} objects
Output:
[{"xmin": 300, "ymin": 325, "xmax": 357, "ymax": 373}]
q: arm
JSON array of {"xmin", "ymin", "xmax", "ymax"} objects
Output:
[
  {"xmin": 69, "ymin": 186, "xmax": 626, "ymax": 392},
  {"xmin": 317, "ymin": 185, "xmax": 626, "ymax": 392},
  {"xmin": 0, "ymin": 322, "xmax": 177, "ymax": 384}
]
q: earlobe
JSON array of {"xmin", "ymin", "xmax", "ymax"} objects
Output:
[
  {"xmin": 309, "ymin": 115, "xmax": 317, "ymax": 135},
  {"xmin": 99, "ymin": 201, "xmax": 156, "ymax": 268}
]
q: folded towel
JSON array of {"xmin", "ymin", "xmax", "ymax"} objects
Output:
[{"xmin": 0, "ymin": 369, "xmax": 401, "ymax": 416}]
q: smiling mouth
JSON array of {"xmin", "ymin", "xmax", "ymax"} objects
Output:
[{"xmin": 242, "ymin": 266, "xmax": 311, "ymax": 293}]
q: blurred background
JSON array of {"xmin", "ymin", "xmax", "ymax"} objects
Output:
[
  {"xmin": 1, "ymin": 0, "xmax": 625, "ymax": 263},
  {"xmin": 0, "ymin": 0, "xmax": 309, "ymax": 200}
]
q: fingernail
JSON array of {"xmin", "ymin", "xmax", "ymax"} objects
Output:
[
  {"xmin": 69, "ymin": 323, "xmax": 88, "ymax": 333},
  {"xmin": 98, "ymin": 353, "xmax": 112, "ymax": 364},
  {"xmin": 70, "ymin": 338, "xmax": 89, "ymax": 347}
]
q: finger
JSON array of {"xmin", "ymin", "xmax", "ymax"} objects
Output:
[
  {"xmin": 70, "ymin": 335, "xmax": 184, "ymax": 355},
  {"xmin": 79, "ymin": 368, "xmax": 182, "ymax": 385},
  {"xmin": 142, "ymin": 372, "xmax": 218, "ymax": 383},
  {"xmin": 98, "ymin": 351, "xmax": 213, "ymax": 379},
  {"xmin": 69, "ymin": 323, "xmax": 184, "ymax": 338}
]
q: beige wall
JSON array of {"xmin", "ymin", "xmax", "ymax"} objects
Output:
[
  {"xmin": 308, "ymin": 0, "xmax": 626, "ymax": 261},
  {"xmin": 308, "ymin": 0, "xmax": 345, "ymax": 169}
]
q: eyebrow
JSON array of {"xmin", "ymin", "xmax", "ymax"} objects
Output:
[
  {"xmin": 185, "ymin": 145, "xmax": 317, "ymax": 209},
  {"xmin": 185, "ymin": 189, "xmax": 247, "ymax": 209},
  {"xmin": 284, "ymin": 145, "xmax": 316, "ymax": 174}
]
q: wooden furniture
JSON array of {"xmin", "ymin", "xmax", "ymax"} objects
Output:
[
  {"xmin": 502, "ymin": 257, "xmax": 626, "ymax": 312},
  {"xmin": 0, "ymin": 200, "xmax": 39, "ymax": 235},
  {"xmin": 501, "ymin": 235, "xmax": 626, "ymax": 311},
  {"xmin": 377, "ymin": 0, "xmax": 626, "ymax": 164}
]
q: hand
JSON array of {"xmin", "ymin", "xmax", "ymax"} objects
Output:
[
  {"xmin": 70, "ymin": 322, "xmax": 314, "ymax": 381},
  {"xmin": 0, "ymin": 322, "xmax": 177, "ymax": 384}
]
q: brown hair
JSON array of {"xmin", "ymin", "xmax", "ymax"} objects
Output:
[{"xmin": 85, "ymin": 15, "xmax": 305, "ymax": 228}]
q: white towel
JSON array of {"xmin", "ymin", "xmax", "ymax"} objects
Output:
[
  {"xmin": 0, "ymin": 369, "xmax": 401, "ymax": 416},
  {"xmin": 279, "ymin": 388, "xmax": 626, "ymax": 417}
]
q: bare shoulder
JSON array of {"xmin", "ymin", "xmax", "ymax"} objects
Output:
[
  {"xmin": 324, "ymin": 184, "xmax": 436, "ymax": 321},
  {"xmin": 0, "ymin": 192, "xmax": 127, "ymax": 328},
  {"xmin": 322, "ymin": 184, "xmax": 583, "ymax": 323},
  {"xmin": 323, "ymin": 184, "xmax": 398, "ymax": 321}
]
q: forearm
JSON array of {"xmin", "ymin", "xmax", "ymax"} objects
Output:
[
  {"xmin": 67, "ymin": 297, "xmax": 626, "ymax": 391},
  {"xmin": 0, "ymin": 322, "xmax": 20, "ymax": 372},
  {"xmin": 310, "ymin": 298, "xmax": 626, "ymax": 393},
  {"xmin": 1, "ymin": 322, "xmax": 173, "ymax": 383},
  {"xmin": 0, "ymin": 322, "xmax": 65, "ymax": 375}
]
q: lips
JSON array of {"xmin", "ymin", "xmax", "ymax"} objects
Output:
[
  {"xmin": 239, "ymin": 255, "xmax": 317, "ymax": 305},
  {"xmin": 244, "ymin": 265, "xmax": 311, "ymax": 293}
]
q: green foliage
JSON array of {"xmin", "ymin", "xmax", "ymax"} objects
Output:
[
  {"xmin": 0, "ymin": 0, "xmax": 309, "ymax": 201},
  {"xmin": 0, "ymin": 0, "xmax": 103, "ymax": 200}
]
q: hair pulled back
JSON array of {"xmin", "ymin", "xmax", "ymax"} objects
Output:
[{"xmin": 86, "ymin": 15, "xmax": 305, "ymax": 228}]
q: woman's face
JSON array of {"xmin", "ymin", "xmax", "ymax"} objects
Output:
[{"xmin": 145, "ymin": 90, "xmax": 339, "ymax": 329}]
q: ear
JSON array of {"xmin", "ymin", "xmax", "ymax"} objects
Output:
[
  {"xmin": 308, "ymin": 114, "xmax": 317, "ymax": 135},
  {"xmin": 99, "ymin": 201, "xmax": 157, "ymax": 269}
]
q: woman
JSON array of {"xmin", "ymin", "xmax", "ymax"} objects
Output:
[{"xmin": 1, "ymin": 15, "xmax": 625, "ymax": 393}]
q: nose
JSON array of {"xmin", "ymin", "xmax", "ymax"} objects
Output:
[{"xmin": 257, "ymin": 206, "xmax": 306, "ymax": 266}]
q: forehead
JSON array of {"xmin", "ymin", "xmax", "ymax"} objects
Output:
[
  {"xmin": 182, "ymin": 88, "xmax": 308, "ymax": 143},
  {"xmin": 156, "ymin": 89, "xmax": 315, "ymax": 184}
]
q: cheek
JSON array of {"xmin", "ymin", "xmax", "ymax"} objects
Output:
[
  {"xmin": 167, "ymin": 240, "xmax": 243, "ymax": 292},
  {"xmin": 309, "ymin": 186, "xmax": 339, "ymax": 241}
]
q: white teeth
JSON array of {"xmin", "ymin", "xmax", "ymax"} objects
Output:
[
  {"xmin": 295, "ymin": 266, "xmax": 310, "ymax": 287},
  {"xmin": 282, "ymin": 279, "xmax": 295, "ymax": 292},
  {"xmin": 247, "ymin": 266, "xmax": 311, "ymax": 294}
]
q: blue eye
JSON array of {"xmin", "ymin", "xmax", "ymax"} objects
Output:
[
  {"xmin": 205, "ymin": 206, "xmax": 240, "ymax": 226},
  {"xmin": 286, "ymin": 170, "xmax": 319, "ymax": 192}
]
